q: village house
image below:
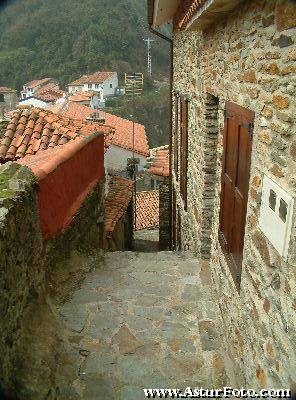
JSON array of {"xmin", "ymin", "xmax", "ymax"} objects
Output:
[
  {"xmin": 68, "ymin": 71, "xmax": 118, "ymax": 105},
  {"xmin": 147, "ymin": 145, "xmax": 169, "ymax": 189},
  {"xmin": 19, "ymin": 86, "xmax": 66, "ymax": 109},
  {"xmin": 148, "ymin": 146, "xmax": 170, "ymax": 249},
  {"xmin": 148, "ymin": 0, "xmax": 296, "ymax": 390},
  {"xmin": 0, "ymin": 86, "xmax": 18, "ymax": 117},
  {"xmin": 60, "ymin": 102, "xmax": 150, "ymax": 174},
  {"xmin": 68, "ymin": 90, "xmax": 100, "ymax": 108},
  {"xmin": 20, "ymin": 78, "xmax": 58, "ymax": 99}
]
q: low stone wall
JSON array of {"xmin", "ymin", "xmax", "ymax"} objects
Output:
[
  {"xmin": 106, "ymin": 203, "xmax": 133, "ymax": 251},
  {"xmin": 0, "ymin": 162, "xmax": 105, "ymax": 399}
]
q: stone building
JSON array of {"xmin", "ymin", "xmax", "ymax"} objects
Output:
[
  {"xmin": 0, "ymin": 87, "xmax": 18, "ymax": 117},
  {"xmin": 148, "ymin": 0, "xmax": 296, "ymax": 390}
]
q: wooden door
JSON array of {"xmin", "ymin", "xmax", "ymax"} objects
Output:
[{"xmin": 219, "ymin": 102, "xmax": 254, "ymax": 286}]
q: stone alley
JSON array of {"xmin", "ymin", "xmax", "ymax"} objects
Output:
[{"xmin": 50, "ymin": 248, "xmax": 240, "ymax": 399}]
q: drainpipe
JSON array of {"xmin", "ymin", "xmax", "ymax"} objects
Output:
[{"xmin": 149, "ymin": 25, "xmax": 174, "ymax": 250}]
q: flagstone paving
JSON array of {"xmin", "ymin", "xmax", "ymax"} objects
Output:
[{"xmin": 57, "ymin": 251, "xmax": 240, "ymax": 399}]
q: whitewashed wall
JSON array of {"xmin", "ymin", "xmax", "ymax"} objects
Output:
[{"xmin": 104, "ymin": 144, "xmax": 146, "ymax": 173}]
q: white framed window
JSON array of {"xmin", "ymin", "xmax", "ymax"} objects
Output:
[{"xmin": 110, "ymin": 83, "xmax": 113, "ymax": 89}]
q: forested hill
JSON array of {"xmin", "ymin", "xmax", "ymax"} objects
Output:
[{"xmin": 0, "ymin": 0, "xmax": 170, "ymax": 90}]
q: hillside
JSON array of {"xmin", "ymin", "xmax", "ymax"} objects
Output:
[
  {"xmin": 0, "ymin": 0, "xmax": 171, "ymax": 147},
  {"xmin": 0, "ymin": 0, "xmax": 170, "ymax": 90}
]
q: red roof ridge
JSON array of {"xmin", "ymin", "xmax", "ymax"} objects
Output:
[
  {"xmin": 69, "ymin": 71, "xmax": 115, "ymax": 86},
  {"xmin": 18, "ymin": 135, "xmax": 98, "ymax": 180},
  {"xmin": 24, "ymin": 78, "xmax": 53, "ymax": 88}
]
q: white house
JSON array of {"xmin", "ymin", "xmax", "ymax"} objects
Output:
[
  {"xmin": 59, "ymin": 102, "xmax": 150, "ymax": 173},
  {"xmin": 99, "ymin": 111, "xmax": 149, "ymax": 173},
  {"xmin": 68, "ymin": 91, "xmax": 101, "ymax": 109},
  {"xmin": 68, "ymin": 72, "xmax": 118, "ymax": 101},
  {"xmin": 20, "ymin": 78, "xmax": 58, "ymax": 99},
  {"xmin": 18, "ymin": 87, "xmax": 66, "ymax": 109}
]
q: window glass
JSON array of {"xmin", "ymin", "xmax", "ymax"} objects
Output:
[
  {"xmin": 269, "ymin": 189, "xmax": 276, "ymax": 211},
  {"xmin": 0, "ymin": 94, "xmax": 4, "ymax": 102},
  {"xmin": 279, "ymin": 199, "xmax": 288, "ymax": 223}
]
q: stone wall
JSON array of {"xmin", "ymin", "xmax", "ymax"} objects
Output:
[
  {"xmin": 0, "ymin": 162, "xmax": 105, "ymax": 399},
  {"xmin": 159, "ymin": 177, "xmax": 171, "ymax": 250},
  {"xmin": 106, "ymin": 203, "xmax": 134, "ymax": 251},
  {"xmin": 172, "ymin": 0, "xmax": 296, "ymax": 389}
]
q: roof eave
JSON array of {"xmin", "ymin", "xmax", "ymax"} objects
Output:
[
  {"xmin": 184, "ymin": 0, "xmax": 244, "ymax": 31},
  {"xmin": 148, "ymin": 0, "xmax": 180, "ymax": 27}
]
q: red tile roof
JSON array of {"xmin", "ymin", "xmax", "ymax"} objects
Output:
[
  {"xmin": 62, "ymin": 103, "xmax": 149, "ymax": 157},
  {"xmin": 69, "ymin": 72, "xmax": 115, "ymax": 86},
  {"xmin": 105, "ymin": 175, "xmax": 134, "ymax": 236},
  {"xmin": 0, "ymin": 86, "xmax": 16, "ymax": 93},
  {"xmin": 100, "ymin": 111, "xmax": 149, "ymax": 157},
  {"xmin": 24, "ymin": 78, "xmax": 53, "ymax": 89},
  {"xmin": 34, "ymin": 85, "xmax": 65, "ymax": 102},
  {"xmin": 68, "ymin": 91, "xmax": 95, "ymax": 102},
  {"xmin": 135, "ymin": 190, "xmax": 159, "ymax": 230},
  {"xmin": 0, "ymin": 108, "xmax": 112, "ymax": 163},
  {"xmin": 149, "ymin": 148, "xmax": 170, "ymax": 177}
]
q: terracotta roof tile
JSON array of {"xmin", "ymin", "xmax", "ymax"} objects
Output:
[
  {"xmin": 0, "ymin": 107, "xmax": 112, "ymax": 163},
  {"xmin": 105, "ymin": 176, "xmax": 134, "ymax": 236},
  {"xmin": 68, "ymin": 91, "xmax": 95, "ymax": 102},
  {"xmin": 135, "ymin": 190, "xmax": 159, "ymax": 231},
  {"xmin": 177, "ymin": 0, "xmax": 208, "ymax": 30},
  {"xmin": 69, "ymin": 71, "xmax": 115, "ymax": 86},
  {"xmin": 24, "ymin": 78, "xmax": 53, "ymax": 89},
  {"xmin": 62, "ymin": 103, "xmax": 149, "ymax": 157},
  {"xmin": 149, "ymin": 148, "xmax": 170, "ymax": 177},
  {"xmin": 34, "ymin": 85, "xmax": 66, "ymax": 102}
]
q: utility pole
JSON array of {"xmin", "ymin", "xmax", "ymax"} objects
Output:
[
  {"xmin": 124, "ymin": 73, "xmax": 144, "ymax": 235},
  {"xmin": 143, "ymin": 37, "xmax": 154, "ymax": 77}
]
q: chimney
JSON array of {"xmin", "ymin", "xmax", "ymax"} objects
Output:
[{"xmin": 86, "ymin": 111, "xmax": 105, "ymax": 124}]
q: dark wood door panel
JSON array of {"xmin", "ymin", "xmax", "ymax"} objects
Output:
[
  {"xmin": 236, "ymin": 126, "xmax": 250, "ymax": 197},
  {"xmin": 220, "ymin": 179, "xmax": 234, "ymax": 251},
  {"xmin": 219, "ymin": 102, "xmax": 254, "ymax": 288},
  {"xmin": 224, "ymin": 118, "xmax": 238, "ymax": 182}
]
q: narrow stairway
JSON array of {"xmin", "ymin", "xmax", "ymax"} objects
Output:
[{"xmin": 54, "ymin": 250, "xmax": 240, "ymax": 399}]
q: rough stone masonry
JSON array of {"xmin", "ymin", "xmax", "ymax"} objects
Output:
[{"xmin": 172, "ymin": 0, "xmax": 296, "ymax": 389}]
